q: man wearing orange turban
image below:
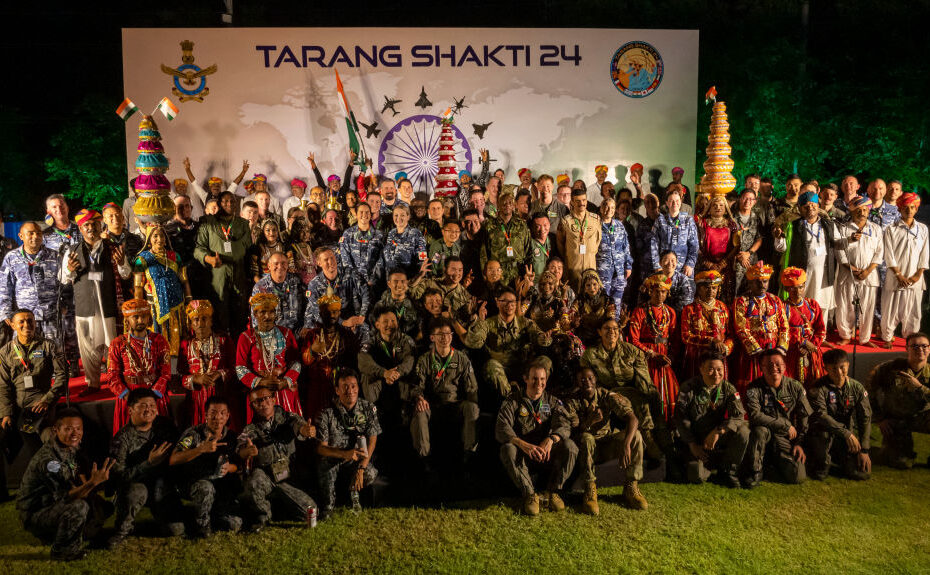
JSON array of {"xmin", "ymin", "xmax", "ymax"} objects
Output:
[
  {"xmin": 732, "ymin": 261, "xmax": 789, "ymax": 393},
  {"xmin": 879, "ymin": 192, "xmax": 929, "ymax": 347},
  {"xmin": 781, "ymin": 267, "xmax": 826, "ymax": 387}
]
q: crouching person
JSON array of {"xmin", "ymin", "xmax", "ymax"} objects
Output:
[
  {"xmin": 237, "ymin": 386, "xmax": 317, "ymax": 532},
  {"xmin": 806, "ymin": 349, "xmax": 872, "ymax": 480},
  {"xmin": 108, "ymin": 388, "xmax": 184, "ymax": 548},
  {"xmin": 565, "ymin": 367, "xmax": 647, "ymax": 515},
  {"xmin": 495, "ymin": 361, "xmax": 577, "ymax": 516},
  {"xmin": 744, "ymin": 349, "xmax": 811, "ymax": 488},
  {"xmin": 316, "ymin": 369, "xmax": 380, "ymax": 518},
  {"xmin": 16, "ymin": 408, "xmax": 113, "ymax": 561},
  {"xmin": 674, "ymin": 352, "xmax": 749, "ymax": 488},
  {"xmin": 169, "ymin": 396, "xmax": 244, "ymax": 538}
]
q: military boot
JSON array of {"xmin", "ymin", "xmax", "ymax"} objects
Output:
[
  {"xmin": 622, "ymin": 481, "xmax": 648, "ymax": 510},
  {"xmin": 720, "ymin": 466, "xmax": 741, "ymax": 489},
  {"xmin": 582, "ymin": 481, "xmax": 600, "ymax": 515},
  {"xmin": 523, "ymin": 493, "xmax": 540, "ymax": 516},
  {"xmin": 544, "ymin": 490, "xmax": 566, "ymax": 512}
]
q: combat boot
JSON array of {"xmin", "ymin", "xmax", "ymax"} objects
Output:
[
  {"xmin": 582, "ymin": 481, "xmax": 600, "ymax": 515},
  {"xmin": 523, "ymin": 493, "xmax": 540, "ymax": 516},
  {"xmin": 720, "ymin": 466, "xmax": 741, "ymax": 489},
  {"xmin": 622, "ymin": 481, "xmax": 648, "ymax": 510},
  {"xmin": 544, "ymin": 490, "xmax": 566, "ymax": 512}
]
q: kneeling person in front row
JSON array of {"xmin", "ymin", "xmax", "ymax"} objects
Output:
[
  {"xmin": 169, "ymin": 396, "xmax": 244, "ymax": 537},
  {"xmin": 108, "ymin": 388, "xmax": 184, "ymax": 548},
  {"xmin": 565, "ymin": 367, "xmax": 647, "ymax": 515},
  {"xmin": 496, "ymin": 362, "xmax": 577, "ymax": 516},
  {"xmin": 237, "ymin": 386, "xmax": 317, "ymax": 532},
  {"xmin": 744, "ymin": 349, "xmax": 811, "ymax": 488},
  {"xmin": 807, "ymin": 349, "xmax": 872, "ymax": 480},
  {"xmin": 16, "ymin": 408, "xmax": 114, "ymax": 561},
  {"xmin": 316, "ymin": 369, "xmax": 380, "ymax": 517},
  {"xmin": 674, "ymin": 352, "xmax": 749, "ymax": 488}
]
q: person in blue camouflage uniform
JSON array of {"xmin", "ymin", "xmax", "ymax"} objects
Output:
[
  {"xmin": 426, "ymin": 220, "xmax": 463, "ymax": 278},
  {"xmin": 383, "ymin": 205, "xmax": 428, "ymax": 278},
  {"xmin": 303, "ymin": 248, "xmax": 370, "ymax": 337},
  {"xmin": 648, "ymin": 190, "xmax": 699, "ymax": 276},
  {"xmin": 339, "ymin": 202, "xmax": 385, "ymax": 289},
  {"xmin": 41, "ymin": 195, "xmax": 80, "ymax": 370},
  {"xmin": 251, "ymin": 252, "xmax": 304, "ymax": 333},
  {"xmin": 651, "ymin": 250, "xmax": 695, "ymax": 313},
  {"xmin": 316, "ymin": 369, "xmax": 380, "ymax": 517},
  {"xmin": 16, "ymin": 408, "xmax": 113, "ymax": 561},
  {"xmin": 596, "ymin": 198, "xmax": 633, "ymax": 317},
  {"xmin": 0, "ymin": 223, "xmax": 62, "ymax": 341}
]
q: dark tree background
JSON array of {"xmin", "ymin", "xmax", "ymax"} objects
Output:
[{"xmin": 1, "ymin": 0, "xmax": 927, "ymax": 218}]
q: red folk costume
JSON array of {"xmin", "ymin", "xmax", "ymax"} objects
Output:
[
  {"xmin": 177, "ymin": 300, "xmax": 234, "ymax": 427},
  {"xmin": 781, "ymin": 267, "xmax": 826, "ymax": 387},
  {"xmin": 300, "ymin": 290, "xmax": 360, "ymax": 419},
  {"xmin": 680, "ymin": 271, "xmax": 733, "ymax": 379},
  {"xmin": 628, "ymin": 274, "xmax": 678, "ymax": 422},
  {"xmin": 106, "ymin": 300, "xmax": 171, "ymax": 435},
  {"xmin": 732, "ymin": 263, "xmax": 789, "ymax": 393}
]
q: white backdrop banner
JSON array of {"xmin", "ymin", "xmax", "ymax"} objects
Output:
[{"xmin": 122, "ymin": 28, "xmax": 699, "ymax": 202}]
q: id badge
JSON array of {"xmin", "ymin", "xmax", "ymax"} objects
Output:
[
  {"xmin": 23, "ymin": 375, "xmax": 34, "ymax": 390},
  {"xmin": 814, "ymin": 244, "xmax": 825, "ymax": 256},
  {"xmin": 88, "ymin": 272, "xmax": 103, "ymax": 282},
  {"xmin": 223, "ymin": 241, "xmax": 233, "ymax": 253},
  {"xmin": 579, "ymin": 244, "xmax": 587, "ymax": 255},
  {"xmin": 506, "ymin": 246, "xmax": 514, "ymax": 258},
  {"xmin": 271, "ymin": 458, "xmax": 290, "ymax": 482}
]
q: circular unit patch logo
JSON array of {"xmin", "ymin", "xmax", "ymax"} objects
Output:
[{"xmin": 610, "ymin": 41, "xmax": 664, "ymax": 98}]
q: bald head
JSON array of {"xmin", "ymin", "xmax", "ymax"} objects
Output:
[{"xmin": 268, "ymin": 252, "xmax": 289, "ymax": 282}]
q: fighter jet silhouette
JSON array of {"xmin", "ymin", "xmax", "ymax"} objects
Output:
[
  {"xmin": 381, "ymin": 96, "xmax": 401, "ymax": 116},
  {"xmin": 415, "ymin": 87, "xmax": 432, "ymax": 109},
  {"xmin": 452, "ymin": 96, "xmax": 468, "ymax": 114},
  {"xmin": 359, "ymin": 121, "xmax": 381, "ymax": 139},
  {"xmin": 472, "ymin": 122, "xmax": 493, "ymax": 139}
]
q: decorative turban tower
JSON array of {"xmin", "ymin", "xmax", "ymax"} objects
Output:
[
  {"xmin": 132, "ymin": 115, "xmax": 175, "ymax": 226},
  {"xmin": 698, "ymin": 99, "xmax": 737, "ymax": 197},
  {"xmin": 434, "ymin": 114, "xmax": 459, "ymax": 198}
]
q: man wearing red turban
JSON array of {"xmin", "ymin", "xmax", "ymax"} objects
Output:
[{"xmin": 879, "ymin": 193, "xmax": 929, "ymax": 347}]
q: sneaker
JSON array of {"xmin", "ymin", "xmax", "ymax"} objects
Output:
[
  {"xmin": 581, "ymin": 481, "xmax": 599, "ymax": 516},
  {"xmin": 622, "ymin": 481, "xmax": 648, "ymax": 510},
  {"xmin": 544, "ymin": 491, "xmax": 566, "ymax": 512},
  {"xmin": 522, "ymin": 493, "xmax": 540, "ymax": 516}
]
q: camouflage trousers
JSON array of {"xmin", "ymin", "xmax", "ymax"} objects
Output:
[
  {"xmin": 317, "ymin": 458, "xmax": 378, "ymax": 512},
  {"xmin": 182, "ymin": 478, "xmax": 243, "ymax": 531},
  {"xmin": 499, "ymin": 438, "xmax": 578, "ymax": 496},
  {"xmin": 22, "ymin": 496, "xmax": 107, "ymax": 555},
  {"xmin": 114, "ymin": 479, "xmax": 185, "ymax": 537},
  {"xmin": 878, "ymin": 412, "xmax": 930, "ymax": 467},
  {"xmin": 242, "ymin": 468, "xmax": 316, "ymax": 524},
  {"xmin": 577, "ymin": 430, "xmax": 644, "ymax": 483},
  {"xmin": 747, "ymin": 426, "xmax": 807, "ymax": 484}
]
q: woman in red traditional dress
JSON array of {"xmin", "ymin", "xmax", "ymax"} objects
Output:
[
  {"xmin": 177, "ymin": 300, "xmax": 235, "ymax": 427},
  {"xmin": 696, "ymin": 195, "xmax": 739, "ymax": 302},
  {"xmin": 781, "ymin": 267, "xmax": 826, "ymax": 387},
  {"xmin": 628, "ymin": 273, "xmax": 678, "ymax": 422},
  {"xmin": 300, "ymin": 289, "xmax": 360, "ymax": 419},
  {"xmin": 235, "ymin": 293, "xmax": 302, "ymax": 421},
  {"xmin": 106, "ymin": 298, "xmax": 171, "ymax": 434},
  {"xmin": 680, "ymin": 270, "xmax": 734, "ymax": 380}
]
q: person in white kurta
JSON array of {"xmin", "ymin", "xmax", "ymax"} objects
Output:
[
  {"xmin": 880, "ymin": 193, "xmax": 929, "ymax": 346},
  {"xmin": 834, "ymin": 197, "xmax": 883, "ymax": 345}
]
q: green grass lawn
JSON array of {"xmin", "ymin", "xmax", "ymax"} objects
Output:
[{"xmin": 3, "ymin": 445, "xmax": 930, "ymax": 574}]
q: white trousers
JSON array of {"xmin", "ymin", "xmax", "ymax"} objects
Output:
[
  {"xmin": 75, "ymin": 315, "xmax": 117, "ymax": 388},
  {"xmin": 834, "ymin": 280, "xmax": 876, "ymax": 344},
  {"xmin": 880, "ymin": 286, "xmax": 923, "ymax": 342}
]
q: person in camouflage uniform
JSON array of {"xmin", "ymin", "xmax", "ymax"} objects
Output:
[
  {"xmin": 744, "ymin": 349, "xmax": 812, "ymax": 488},
  {"xmin": 41, "ymin": 195, "xmax": 81, "ymax": 369},
  {"xmin": 482, "ymin": 190, "xmax": 531, "ymax": 286},
  {"xmin": 107, "ymin": 388, "xmax": 184, "ymax": 548},
  {"xmin": 316, "ymin": 369, "xmax": 380, "ymax": 517},
  {"xmin": 16, "ymin": 408, "xmax": 113, "ymax": 561},
  {"xmin": 409, "ymin": 318, "xmax": 479, "ymax": 460},
  {"xmin": 868, "ymin": 332, "xmax": 930, "ymax": 469},
  {"xmin": 807, "ymin": 349, "xmax": 872, "ymax": 480},
  {"xmin": 496, "ymin": 362, "xmax": 577, "ymax": 516},
  {"xmin": 382, "ymin": 204, "xmax": 428, "ymax": 279},
  {"xmin": 303, "ymin": 247, "xmax": 369, "ymax": 335},
  {"xmin": 410, "ymin": 256, "xmax": 472, "ymax": 325},
  {"xmin": 169, "ymin": 396, "xmax": 243, "ymax": 537},
  {"xmin": 237, "ymin": 386, "xmax": 317, "ymax": 532},
  {"xmin": 251, "ymin": 252, "xmax": 305, "ymax": 332},
  {"xmin": 463, "ymin": 287, "xmax": 552, "ymax": 400},
  {"xmin": 674, "ymin": 352, "xmax": 748, "ymax": 488},
  {"xmin": 0, "ymin": 222, "xmax": 62, "ymax": 342},
  {"xmin": 371, "ymin": 269, "xmax": 419, "ymax": 339},
  {"xmin": 565, "ymin": 367, "xmax": 647, "ymax": 515},
  {"xmin": 426, "ymin": 219, "xmax": 463, "ymax": 278},
  {"xmin": 339, "ymin": 202, "xmax": 385, "ymax": 289},
  {"xmin": 596, "ymin": 198, "xmax": 633, "ymax": 316}
]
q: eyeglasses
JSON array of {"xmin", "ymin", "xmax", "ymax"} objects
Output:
[
  {"xmin": 432, "ymin": 331, "xmax": 454, "ymax": 338},
  {"xmin": 251, "ymin": 395, "xmax": 275, "ymax": 405},
  {"xmin": 909, "ymin": 344, "xmax": 930, "ymax": 350}
]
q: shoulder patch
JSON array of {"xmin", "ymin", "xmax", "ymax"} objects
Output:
[
  {"xmin": 734, "ymin": 392, "xmax": 741, "ymax": 400},
  {"xmin": 179, "ymin": 436, "xmax": 194, "ymax": 449},
  {"xmin": 47, "ymin": 460, "xmax": 61, "ymax": 473},
  {"xmin": 519, "ymin": 406, "xmax": 529, "ymax": 417}
]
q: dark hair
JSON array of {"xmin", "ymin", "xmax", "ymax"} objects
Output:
[
  {"xmin": 442, "ymin": 219, "xmax": 461, "ymax": 229},
  {"xmin": 524, "ymin": 359, "xmax": 549, "ymax": 377},
  {"xmin": 468, "ymin": 188, "xmax": 485, "ymax": 199},
  {"xmin": 335, "ymin": 368, "xmax": 359, "ymax": 387},
  {"xmin": 54, "ymin": 407, "xmax": 83, "ymax": 424},
  {"xmin": 386, "ymin": 267, "xmax": 407, "ymax": 279},
  {"xmin": 745, "ymin": 173, "xmax": 761, "ymax": 181},
  {"xmin": 516, "ymin": 189, "xmax": 532, "ymax": 202},
  {"xmin": 460, "ymin": 208, "xmax": 479, "ymax": 219},
  {"xmin": 698, "ymin": 351, "xmax": 726, "ymax": 366},
  {"xmin": 888, "ymin": 179, "xmax": 902, "ymax": 186},
  {"xmin": 127, "ymin": 387, "xmax": 158, "ymax": 407},
  {"xmin": 822, "ymin": 348, "xmax": 848, "ymax": 366},
  {"xmin": 497, "ymin": 286, "xmax": 517, "ymax": 299},
  {"xmin": 786, "ymin": 173, "xmax": 803, "ymax": 182},
  {"xmin": 905, "ymin": 332, "xmax": 930, "ymax": 346},
  {"xmin": 242, "ymin": 200, "xmax": 258, "ymax": 210},
  {"xmin": 823, "ymin": 182, "xmax": 839, "ymax": 192},
  {"xmin": 531, "ymin": 211, "xmax": 549, "ymax": 221},
  {"xmin": 761, "ymin": 177, "xmax": 773, "ymax": 185},
  {"xmin": 10, "ymin": 308, "xmax": 34, "ymax": 319},
  {"xmin": 367, "ymin": 191, "xmax": 382, "ymax": 199},
  {"xmin": 444, "ymin": 255, "xmax": 463, "ymax": 270},
  {"xmin": 659, "ymin": 249, "xmax": 677, "ymax": 260},
  {"xmin": 249, "ymin": 385, "xmax": 275, "ymax": 399},
  {"xmin": 218, "ymin": 191, "xmax": 236, "ymax": 203},
  {"xmin": 429, "ymin": 317, "xmax": 455, "ymax": 334},
  {"xmin": 760, "ymin": 348, "xmax": 786, "ymax": 360},
  {"xmin": 371, "ymin": 305, "xmax": 398, "ymax": 321},
  {"xmin": 204, "ymin": 396, "xmax": 230, "ymax": 411}
]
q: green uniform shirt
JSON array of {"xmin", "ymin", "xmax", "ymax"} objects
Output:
[
  {"xmin": 482, "ymin": 215, "xmax": 531, "ymax": 285},
  {"xmin": 580, "ymin": 342, "xmax": 653, "ymax": 397},
  {"xmin": 869, "ymin": 358, "xmax": 930, "ymax": 422},
  {"xmin": 808, "ymin": 376, "xmax": 872, "ymax": 450},
  {"xmin": 674, "ymin": 376, "xmax": 747, "ymax": 444},
  {"xmin": 411, "ymin": 348, "xmax": 478, "ymax": 405},
  {"xmin": 564, "ymin": 387, "xmax": 635, "ymax": 440},
  {"xmin": 0, "ymin": 337, "xmax": 67, "ymax": 419},
  {"xmin": 194, "ymin": 214, "xmax": 253, "ymax": 298},
  {"xmin": 464, "ymin": 315, "xmax": 546, "ymax": 369},
  {"xmin": 529, "ymin": 237, "xmax": 553, "ymax": 283},
  {"xmin": 745, "ymin": 376, "xmax": 811, "ymax": 442},
  {"xmin": 426, "ymin": 239, "xmax": 462, "ymax": 278},
  {"xmin": 410, "ymin": 278, "xmax": 471, "ymax": 322},
  {"xmin": 495, "ymin": 390, "xmax": 570, "ymax": 445}
]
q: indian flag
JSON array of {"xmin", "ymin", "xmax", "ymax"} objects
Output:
[
  {"xmin": 334, "ymin": 69, "xmax": 365, "ymax": 168},
  {"xmin": 115, "ymin": 98, "xmax": 138, "ymax": 121},
  {"xmin": 157, "ymin": 97, "xmax": 179, "ymax": 121}
]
